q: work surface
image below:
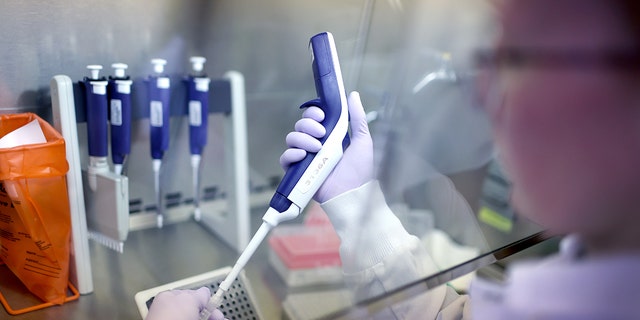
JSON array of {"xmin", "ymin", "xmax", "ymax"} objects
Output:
[
  {"xmin": 1, "ymin": 208, "xmax": 548, "ymax": 320},
  {"xmin": 1, "ymin": 216, "xmax": 285, "ymax": 320}
]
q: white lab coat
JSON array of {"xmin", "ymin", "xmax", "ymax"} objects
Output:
[{"xmin": 321, "ymin": 181, "xmax": 640, "ymax": 319}]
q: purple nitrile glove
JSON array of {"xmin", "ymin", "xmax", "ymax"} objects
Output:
[
  {"xmin": 280, "ymin": 91, "xmax": 373, "ymax": 203},
  {"xmin": 145, "ymin": 287, "xmax": 226, "ymax": 320}
]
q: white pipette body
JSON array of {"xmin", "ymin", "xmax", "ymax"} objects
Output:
[{"xmin": 199, "ymin": 220, "xmax": 276, "ymax": 320}]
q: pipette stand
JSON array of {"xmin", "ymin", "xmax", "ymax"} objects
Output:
[
  {"xmin": 47, "ymin": 70, "xmax": 253, "ymax": 298},
  {"xmin": 196, "ymin": 71, "xmax": 251, "ymax": 252},
  {"xmin": 50, "ymin": 75, "xmax": 94, "ymax": 294},
  {"xmin": 54, "ymin": 70, "xmax": 253, "ymax": 261}
]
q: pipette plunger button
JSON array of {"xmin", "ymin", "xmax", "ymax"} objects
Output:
[
  {"xmin": 190, "ymin": 56, "xmax": 207, "ymax": 73},
  {"xmin": 112, "ymin": 63, "xmax": 128, "ymax": 78},
  {"xmin": 151, "ymin": 59, "xmax": 167, "ymax": 74},
  {"xmin": 87, "ymin": 65, "xmax": 103, "ymax": 80}
]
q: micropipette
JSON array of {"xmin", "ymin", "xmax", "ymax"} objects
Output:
[
  {"xmin": 148, "ymin": 58, "xmax": 171, "ymax": 228},
  {"xmin": 108, "ymin": 63, "xmax": 133, "ymax": 175},
  {"xmin": 199, "ymin": 31, "xmax": 350, "ymax": 320},
  {"xmin": 186, "ymin": 56, "xmax": 211, "ymax": 221},
  {"xmin": 83, "ymin": 65, "xmax": 109, "ymax": 191}
]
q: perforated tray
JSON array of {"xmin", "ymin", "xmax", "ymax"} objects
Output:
[{"xmin": 134, "ymin": 266, "xmax": 262, "ymax": 320}]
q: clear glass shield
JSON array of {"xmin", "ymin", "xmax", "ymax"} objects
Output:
[{"xmin": 290, "ymin": 1, "xmax": 548, "ymax": 319}]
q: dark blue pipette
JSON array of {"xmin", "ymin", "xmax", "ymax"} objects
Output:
[
  {"xmin": 186, "ymin": 56, "xmax": 210, "ymax": 221},
  {"xmin": 83, "ymin": 65, "xmax": 109, "ymax": 191},
  {"xmin": 108, "ymin": 63, "xmax": 133, "ymax": 175},
  {"xmin": 148, "ymin": 58, "xmax": 171, "ymax": 228}
]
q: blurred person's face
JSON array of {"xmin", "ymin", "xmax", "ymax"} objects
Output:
[{"xmin": 489, "ymin": 0, "xmax": 640, "ymax": 245}]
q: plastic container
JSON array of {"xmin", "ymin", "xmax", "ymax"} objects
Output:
[{"xmin": 268, "ymin": 224, "xmax": 343, "ymax": 287}]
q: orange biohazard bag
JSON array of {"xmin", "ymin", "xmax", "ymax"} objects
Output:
[{"xmin": 0, "ymin": 113, "xmax": 71, "ymax": 305}]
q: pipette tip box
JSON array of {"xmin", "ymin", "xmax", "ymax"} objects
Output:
[
  {"xmin": 268, "ymin": 224, "xmax": 343, "ymax": 288},
  {"xmin": 134, "ymin": 266, "xmax": 263, "ymax": 319}
]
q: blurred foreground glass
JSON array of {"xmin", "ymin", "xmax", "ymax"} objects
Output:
[
  {"xmin": 320, "ymin": 16, "xmax": 550, "ymax": 320},
  {"xmin": 312, "ymin": 53, "xmax": 548, "ymax": 319},
  {"xmin": 278, "ymin": 2, "xmax": 552, "ymax": 319}
]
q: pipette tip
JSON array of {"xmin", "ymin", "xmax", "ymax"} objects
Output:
[
  {"xmin": 156, "ymin": 214, "xmax": 163, "ymax": 228},
  {"xmin": 199, "ymin": 289, "xmax": 225, "ymax": 320},
  {"xmin": 191, "ymin": 154, "xmax": 202, "ymax": 222},
  {"xmin": 153, "ymin": 159, "xmax": 163, "ymax": 228},
  {"xmin": 194, "ymin": 207, "xmax": 201, "ymax": 221}
]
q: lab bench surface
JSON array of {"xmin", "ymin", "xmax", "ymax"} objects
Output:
[
  {"xmin": 1, "ymin": 209, "xmax": 550, "ymax": 320},
  {"xmin": 1, "ymin": 214, "xmax": 284, "ymax": 320}
]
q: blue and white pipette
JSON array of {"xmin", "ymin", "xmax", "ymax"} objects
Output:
[
  {"xmin": 199, "ymin": 32, "xmax": 350, "ymax": 320},
  {"xmin": 186, "ymin": 56, "xmax": 210, "ymax": 221},
  {"xmin": 148, "ymin": 58, "xmax": 171, "ymax": 228},
  {"xmin": 108, "ymin": 63, "xmax": 133, "ymax": 175},
  {"xmin": 83, "ymin": 65, "xmax": 109, "ymax": 191}
]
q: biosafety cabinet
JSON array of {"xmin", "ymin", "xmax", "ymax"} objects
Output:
[{"xmin": 0, "ymin": 1, "xmax": 551, "ymax": 319}]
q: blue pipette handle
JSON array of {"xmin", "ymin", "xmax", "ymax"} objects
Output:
[
  {"xmin": 148, "ymin": 75, "xmax": 171, "ymax": 160},
  {"xmin": 83, "ymin": 77, "xmax": 109, "ymax": 158},
  {"xmin": 187, "ymin": 76, "xmax": 210, "ymax": 155},
  {"xmin": 269, "ymin": 32, "xmax": 350, "ymax": 213},
  {"xmin": 108, "ymin": 76, "xmax": 132, "ymax": 165}
]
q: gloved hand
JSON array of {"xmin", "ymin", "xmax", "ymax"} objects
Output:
[
  {"xmin": 279, "ymin": 91, "xmax": 373, "ymax": 203},
  {"xmin": 145, "ymin": 287, "xmax": 226, "ymax": 320}
]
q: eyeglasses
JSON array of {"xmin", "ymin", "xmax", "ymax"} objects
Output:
[{"xmin": 474, "ymin": 47, "xmax": 640, "ymax": 71}]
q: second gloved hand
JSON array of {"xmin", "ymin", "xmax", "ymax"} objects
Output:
[
  {"xmin": 145, "ymin": 287, "xmax": 226, "ymax": 320},
  {"xmin": 279, "ymin": 91, "xmax": 373, "ymax": 203}
]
